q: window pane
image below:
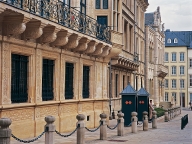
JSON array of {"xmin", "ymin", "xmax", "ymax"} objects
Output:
[
  {"xmin": 65, "ymin": 62, "xmax": 74, "ymax": 99},
  {"xmin": 96, "ymin": 0, "xmax": 100, "ymax": 9},
  {"xmin": 11, "ymin": 54, "xmax": 28, "ymax": 103},
  {"xmin": 103, "ymin": 0, "xmax": 108, "ymax": 9},
  {"xmin": 180, "ymin": 52, "xmax": 184, "ymax": 61},
  {"xmin": 42, "ymin": 59, "xmax": 54, "ymax": 101},
  {"xmin": 83, "ymin": 66, "xmax": 90, "ymax": 98},
  {"xmin": 180, "ymin": 66, "xmax": 184, "ymax": 75},
  {"xmin": 190, "ymin": 59, "xmax": 192, "ymax": 67},
  {"xmin": 165, "ymin": 53, "xmax": 168, "ymax": 61}
]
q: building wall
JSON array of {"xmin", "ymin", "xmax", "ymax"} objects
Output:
[
  {"xmin": 188, "ymin": 49, "xmax": 192, "ymax": 103},
  {"xmin": 164, "ymin": 47, "xmax": 188, "ymax": 107}
]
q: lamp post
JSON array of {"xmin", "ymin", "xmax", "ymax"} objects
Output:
[{"xmin": 180, "ymin": 74, "xmax": 182, "ymax": 112}]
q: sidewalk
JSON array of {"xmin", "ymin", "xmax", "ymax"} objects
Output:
[{"xmin": 11, "ymin": 110, "xmax": 191, "ymax": 144}]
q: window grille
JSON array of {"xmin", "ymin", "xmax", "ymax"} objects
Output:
[
  {"xmin": 83, "ymin": 66, "xmax": 90, "ymax": 98},
  {"xmin": 11, "ymin": 54, "xmax": 28, "ymax": 103},
  {"xmin": 65, "ymin": 62, "xmax": 74, "ymax": 99},
  {"xmin": 42, "ymin": 59, "xmax": 54, "ymax": 101}
]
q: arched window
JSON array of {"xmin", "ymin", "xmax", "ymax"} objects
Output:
[
  {"xmin": 174, "ymin": 38, "xmax": 178, "ymax": 43},
  {"xmin": 167, "ymin": 38, "xmax": 171, "ymax": 43}
]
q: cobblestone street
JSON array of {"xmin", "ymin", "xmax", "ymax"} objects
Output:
[{"xmin": 11, "ymin": 109, "xmax": 191, "ymax": 144}]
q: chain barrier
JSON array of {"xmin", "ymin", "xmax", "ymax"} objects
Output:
[
  {"xmin": 55, "ymin": 124, "xmax": 79, "ymax": 137},
  {"xmin": 137, "ymin": 121, "xmax": 143, "ymax": 125},
  {"xmin": 11, "ymin": 130, "xmax": 45, "ymax": 143},
  {"xmin": 107, "ymin": 120, "xmax": 120, "ymax": 130},
  {"xmin": 85, "ymin": 121, "xmax": 102, "ymax": 132}
]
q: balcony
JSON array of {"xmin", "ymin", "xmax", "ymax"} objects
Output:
[
  {"xmin": 157, "ymin": 64, "xmax": 168, "ymax": 78},
  {"xmin": 0, "ymin": 0, "xmax": 111, "ymax": 44}
]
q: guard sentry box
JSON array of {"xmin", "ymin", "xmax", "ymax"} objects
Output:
[
  {"xmin": 137, "ymin": 87, "xmax": 150, "ymax": 121},
  {"xmin": 120, "ymin": 83, "xmax": 137, "ymax": 126}
]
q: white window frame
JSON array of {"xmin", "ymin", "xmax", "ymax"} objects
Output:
[
  {"xmin": 165, "ymin": 92, "xmax": 168, "ymax": 102},
  {"xmin": 164, "ymin": 79, "xmax": 168, "ymax": 88},
  {"xmin": 172, "ymin": 92, "xmax": 176, "ymax": 102},
  {"xmin": 172, "ymin": 79, "xmax": 176, "ymax": 88},
  {"xmin": 167, "ymin": 38, "xmax": 171, "ymax": 43},
  {"xmin": 180, "ymin": 52, "xmax": 184, "ymax": 61},
  {"xmin": 172, "ymin": 52, "xmax": 176, "ymax": 62},
  {"xmin": 174, "ymin": 38, "xmax": 178, "ymax": 43},
  {"xmin": 190, "ymin": 59, "xmax": 192, "ymax": 68},
  {"xmin": 180, "ymin": 79, "xmax": 184, "ymax": 88},
  {"xmin": 164, "ymin": 52, "xmax": 168, "ymax": 62},
  {"xmin": 171, "ymin": 66, "xmax": 176, "ymax": 75},
  {"xmin": 190, "ymin": 75, "xmax": 192, "ymax": 86},
  {"xmin": 180, "ymin": 66, "xmax": 184, "ymax": 75}
]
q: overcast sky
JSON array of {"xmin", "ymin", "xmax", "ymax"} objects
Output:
[{"xmin": 146, "ymin": 0, "xmax": 192, "ymax": 31}]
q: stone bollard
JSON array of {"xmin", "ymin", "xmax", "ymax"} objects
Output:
[
  {"xmin": 76, "ymin": 114, "xmax": 85, "ymax": 144},
  {"xmin": 143, "ymin": 111, "xmax": 148, "ymax": 131},
  {"xmin": 100, "ymin": 113, "xmax": 107, "ymax": 140},
  {"xmin": 45, "ymin": 116, "xmax": 55, "ymax": 144},
  {"xmin": 152, "ymin": 111, "xmax": 157, "ymax": 129},
  {"xmin": 174, "ymin": 108, "xmax": 176, "ymax": 117},
  {"xmin": 131, "ymin": 112, "xmax": 138, "ymax": 133},
  {"xmin": 167, "ymin": 109, "xmax": 170, "ymax": 121},
  {"xmin": 117, "ymin": 112, "xmax": 124, "ymax": 136},
  {"xmin": 170, "ymin": 108, "xmax": 173, "ymax": 119},
  {"xmin": 164, "ymin": 109, "xmax": 169, "ymax": 122},
  {"xmin": 0, "ymin": 118, "xmax": 12, "ymax": 144}
]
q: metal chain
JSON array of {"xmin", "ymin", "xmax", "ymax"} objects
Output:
[
  {"xmin": 55, "ymin": 124, "xmax": 79, "ymax": 137},
  {"xmin": 85, "ymin": 122, "xmax": 102, "ymax": 132},
  {"xmin": 107, "ymin": 120, "xmax": 119, "ymax": 130},
  {"xmin": 137, "ymin": 121, "xmax": 143, "ymax": 125},
  {"xmin": 11, "ymin": 131, "xmax": 45, "ymax": 143}
]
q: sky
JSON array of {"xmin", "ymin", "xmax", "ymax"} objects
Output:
[{"xmin": 146, "ymin": 0, "xmax": 192, "ymax": 31}]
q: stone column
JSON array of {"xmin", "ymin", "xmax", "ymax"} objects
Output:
[
  {"xmin": 76, "ymin": 114, "xmax": 85, "ymax": 144},
  {"xmin": 45, "ymin": 116, "xmax": 55, "ymax": 144},
  {"xmin": 143, "ymin": 111, "xmax": 148, "ymax": 131},
  {"xmin": 164, "ymin": 109, "xmax": 169, "ymax": 122},
  {"xmin": 0, "ymin": 118, "xmax": 12, "ymax": 144},
  {"xmin": 100, "ymin": 113, "xmax": 107, "ymax": 140},
  {"xmin": 117, "ymin": 112, "xmax": 124, "ymax": 136},
  {"xmin": 131, "ymin": 112, "xmax": 138, "ymax": 133},
  {"xmin": 152, "ymin": 111, "xmax": 157, "ymax": 129}
]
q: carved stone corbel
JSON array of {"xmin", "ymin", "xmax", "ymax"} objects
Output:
[
  {"xmin": 38, "ymin": 25, "xmax": 60, "ymax": 44},
  {"xmin": 99, "ymin": 46, "xmax": 111, "ymax": 57},
  {"xmin": 51, "ymin": 30, "xmax": 69, "ymax": 47},
  {"xmin": 91, "ymin": 43, "xmax": 104, "ymax": 56},
  {"xmin": 62, "ymin": 33, "xmax": 79, "ymax": 50},
  {"xmin": 73, "ymin": 37, "xmax": 89, "ymax": 52},
  {"xmin": 3, "ymin": 15, "xmax": 31, "ymax": 36},
  {"xmin": 84, "ymin": 40, "xmax": 96, "ymax": 54},
  {"xmin": 22, "ymin": 20, "xmax": 43, "ymax": 40}
]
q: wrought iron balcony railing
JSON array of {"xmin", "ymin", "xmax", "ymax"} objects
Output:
[{"xmin": 0, "ymin": 0, "xmax": 111, "ymax": 44}]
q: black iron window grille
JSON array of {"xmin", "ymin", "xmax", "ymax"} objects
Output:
[
  {"xmin": 95, "ymin": 0, "xmax": 100, "ymax": 9},
  {"xmin": 0, "ymin": 0, "xmax": 111, "ymax": 44},
  {"xmin": 103, "ymin": 0, "xmax": 108, "ymax": 9},
  {"xmin": 42, "ymin": 59, "xmax": 54, "ymax": 101},
  {"xmin": 65, "ymin": 62, "xmax": 74, "ymax": 99},
  {"xmin": 11, "ymin": 54, "xmax": 28, "ymax": 103},
  {"xmin": 83, "ymin": 66, "xmax": 90, "ymax": 98}
]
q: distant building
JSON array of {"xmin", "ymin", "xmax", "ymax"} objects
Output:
[
  {"xmin": 164, "ymin": 30, "xmax": 192, "ymax": 107},
  {"xmin": 145, "ymin": 7, "xmax": 168, "ymax": 106}
]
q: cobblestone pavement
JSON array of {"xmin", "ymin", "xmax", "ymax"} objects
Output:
[{"xmin": 11, "ymin": 109, "xmax": 191, "ymax": 144}]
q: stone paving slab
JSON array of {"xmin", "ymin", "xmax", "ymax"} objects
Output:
[{"xmin": 11, "ymin": 110, "xmax": 191, "ymax": 144}]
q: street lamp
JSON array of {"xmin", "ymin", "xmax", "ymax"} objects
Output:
[{"xmin": 180, "ymin": 75, "xmax": 182, "ymax": 111}]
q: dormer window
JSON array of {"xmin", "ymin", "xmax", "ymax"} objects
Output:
[
  {"xmin": 167, "ymin": 38, "xmax": 171, "ymax": 43},
  {"xmin": 174, "ymin": 38, "xmax": 178, "ymax": 43}
]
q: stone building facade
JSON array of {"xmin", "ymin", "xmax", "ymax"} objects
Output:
[
  {"xmin": 145, "ymin": 7, "xmax": 168, "ymax": 106},
  {"xmin": 164, "ymin": 30, "xmax": 192, "ymax": 108},
  {"xmin": 93, "ymin": 0, "xmax": 149, "ymax": 113},
  {"xmin": 0, "ymin": 0, "xmax": 122, "ymax": 138}
]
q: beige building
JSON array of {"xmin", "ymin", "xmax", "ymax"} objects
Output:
[
  {"xmin": 93, "ymin": 0, "xmax": 148, "ymax": 113},
  {"xmin": 145, "ymin": 7, "xmax": 168, "ymax": 106},
  {"xmin": 0, "ymin": 0, "xmax": 123, "ymax": 138},
  {"xmin": 164, "ymin": 30, "xmax": 191, "ymax": 108}
]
